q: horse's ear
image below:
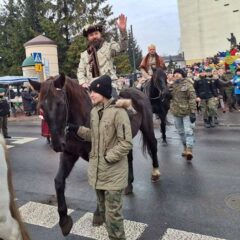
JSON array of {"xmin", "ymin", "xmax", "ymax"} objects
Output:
[
  {"xmin": 54, "ymin": 73, "xmax": 66, "ymax": 89},
  {"xmin": 28, "ymin": 79, "xmax": 41, "ymax": 92}
]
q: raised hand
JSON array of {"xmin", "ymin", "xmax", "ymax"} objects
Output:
[{"xmin": 116, "ymin": 14, "xmax": 127, "ymax": 31}]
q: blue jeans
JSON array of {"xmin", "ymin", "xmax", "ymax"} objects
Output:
[{"xmin": 174, "ymin": 115, "xmax": 195, "ymax": 148}]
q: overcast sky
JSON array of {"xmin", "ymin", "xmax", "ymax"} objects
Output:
[{"xmin": 108, "ymin": 0, "xmax": 180, "ymax": 56}]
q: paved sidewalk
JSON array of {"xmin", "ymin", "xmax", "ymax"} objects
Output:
[{"xmin": 8, "ymin": 113, "xmax": 39, "ymax": 122}]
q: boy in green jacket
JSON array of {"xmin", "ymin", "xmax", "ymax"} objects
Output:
[{"xmin": 67, "ymin": 75, "xmax": 132, "ymax": 240}]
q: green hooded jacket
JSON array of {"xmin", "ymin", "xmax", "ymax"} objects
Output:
[{"xmin": 77, "ymin": 98, "xmax": 133, "ymax": 190}]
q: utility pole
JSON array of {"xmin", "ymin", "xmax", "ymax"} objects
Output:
[{"xmin": 130, "ymin": 25, "xmax": 136, "ymax": 77}]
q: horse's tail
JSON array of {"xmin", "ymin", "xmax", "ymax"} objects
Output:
[
  {"xmin": 0, "ymin": 134, "xmax": 31, "ymax": 240},
  {"xmin": 119, "ymin": 88, "xmax": 157, "ymax": 156}
]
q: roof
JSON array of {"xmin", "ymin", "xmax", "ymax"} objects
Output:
[
  {"xmin": 22, "ymin": 56, "xmax": 35, "ymax": 67},
  {"xmin": 163, "ymin": 53, "xmax": 185, "ymax": 63},
  {"xmin": 0, "ymin": 76, "xmax": 39, "ymax": 85},
  {"xmin": 24, "ymin": 35, "xmax": 56, "ymax": 47}
]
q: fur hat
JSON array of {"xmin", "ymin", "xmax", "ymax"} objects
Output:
[
  {"xmin": 83, "ymin": 23, "xmax": 103, "ymax": 37},
  {"xmin": 90, "ymin": 75, "xmax": 112, "ymax": 99},
  {"xmin": 173, "ymin": 68, "xmax": 187, "ymax": 78}
]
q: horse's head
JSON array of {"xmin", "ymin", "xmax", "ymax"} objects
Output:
[
  {"xmin": 151, "ymin": 68, "xmax": 169, "ymax": 98},
  {"xmin": 29, "ymin": 74, "xmax": 68, "ymax": 152}
]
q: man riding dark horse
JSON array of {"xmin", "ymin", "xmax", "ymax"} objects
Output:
[
  {"xmin": 134, "ymin": 66, "xmax": 170, "ymax": 144},
  {"xmin": 139, "ymin": 44, "xmax": 166, "ymax": 85}
]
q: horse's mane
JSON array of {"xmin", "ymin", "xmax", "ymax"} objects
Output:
[
  {"xmin": 152, "ymin": 68, "xmax": 167, "ymax": 90},
  {"xmin": 0, "ymin": 135, "xmax": 30, "ymax": 240},
  {"xmin": 64, "ymin": 76, "xmax": 92, "ymax": 120}
]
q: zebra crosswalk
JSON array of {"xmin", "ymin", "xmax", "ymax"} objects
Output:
[
  {"xmin": 18, "ymin": 201, "xmax": 228, "ymax": 240},
  {"xmin": 6, "ymin": 136, "xmax": 38, "ymax": 149}
]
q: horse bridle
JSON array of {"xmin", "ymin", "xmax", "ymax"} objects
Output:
[
  {"xmin": 150, "ymin": 76, "xmax": 165, "ymax": 101},
  {"xmin": 43, "ymin": 80, "xmax": 86, "ymax": 142},
  {"xmin": 42, "ymin": 81, "xmax": 70, "ymax": 130}
]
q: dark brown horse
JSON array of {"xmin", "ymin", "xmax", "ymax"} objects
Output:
[
  {"xmin": 143, "ymin": 68, "xmax": 170, "ymax": 144},
  {"xmin": 29, "ymin": 74, "xmax": 160, "ymax": 236}
]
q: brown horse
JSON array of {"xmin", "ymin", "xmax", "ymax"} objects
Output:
[
  {"xmin": 29, "ymin": 74, "xmax": 160, "ymax": 236},
  {"xmin": 0, "ymin": 134, "xmax": 30, "ymax": 240}
]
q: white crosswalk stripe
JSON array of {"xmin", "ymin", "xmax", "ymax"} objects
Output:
[
  {"xmin": 19, "ymin": 201, "xmax": 228, "ymax": 240},
  {"xmin": 71, "ymin": 212, "xmax": 147, "ymax": 240},
  {"xmin": 19, "ymin": 201, "xmax": 74, "ymax": 229},
  {"xmin": 19, "ymin": 201, "xmax": 147, "ymax": 239},
  {"xmin": 161, "ymin": 228, "xmax": 226, "ymax": 240},
  {"xmin": 6, "ymin": 136, "xmax": 38, "ymax": 149}
]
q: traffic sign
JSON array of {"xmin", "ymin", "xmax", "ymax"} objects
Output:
[
  {"xmin": 33, "ymin": 52, "xmax": 42, "ymax": 63},
  {"xmin": 35, "ymin": 64, "xmax": 43, "ymax": 72}
]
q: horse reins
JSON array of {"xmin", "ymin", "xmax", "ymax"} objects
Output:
[{"xmin": 42, "ymin": 81, "xmax": 70, "ymax": 130}]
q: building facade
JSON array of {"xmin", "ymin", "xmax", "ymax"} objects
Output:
[
  {"xmin": 178, "ymin": 0, "xmax": 240, "ymax": 64},
  {"xmin": 24, "ymin": 35, "xmax": 59, "ymax": 80}
]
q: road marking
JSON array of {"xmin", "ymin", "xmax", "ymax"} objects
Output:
[
  {"xmin": 6, "ymin": 145, "xmax": 14, "ymax": 149},
  {"xmin": 71, "ymin": 212, "xmax": 147, "ymax": 240},
  {"xmin": 19, "ymin": 202, "xmax": 227, "ymax": 240},
  {"xmin": 19, "ymin": 201, "xmax": 147, "ymax": 239},
  {"xmin": 161, "ymin": 228, "xmax": 227, "ymax": 240},
  {"xmin": 6, "ymin": 137, "xmax": 38, "ymax": 149},
  {"xmin": 10, "ymin": 137, "xmax": 38, "ymax": 144},
  {"xmin": 19, "ymin": 201, "xmax": 73, "ymax": 228}
]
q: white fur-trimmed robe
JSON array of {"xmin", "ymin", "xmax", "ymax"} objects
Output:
[{"xmin": 0, "ymin": 134, "xmax": 23, "ymax": 240}]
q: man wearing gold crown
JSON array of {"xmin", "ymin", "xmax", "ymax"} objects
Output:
[{"xmin": 77, "ymin": 14, "xmax": 128, "ymax": 92}]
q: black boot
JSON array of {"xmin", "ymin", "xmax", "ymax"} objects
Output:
[
  {"xmin": 204, "ymin": 119, "xmax": 210, "ymax": 128},
  {"xmin": 209, "ymin": 117, "xmax": 215, "ymax": 128}
]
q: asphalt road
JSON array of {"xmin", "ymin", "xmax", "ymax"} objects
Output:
[{"xmin": 6, "ymin": 115, "xmax": 240, "ymax": 240}]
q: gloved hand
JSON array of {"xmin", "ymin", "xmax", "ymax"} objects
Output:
[
  {"xmin": 190, "ymin": 113, "xmax": 196, "ymax": 124},
  {"xmin": 65, "ymin": 123, "xmax": 79, "ymax": 135}
]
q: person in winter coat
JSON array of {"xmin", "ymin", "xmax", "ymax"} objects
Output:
[
  {"xmin": 232, "ymin": 68, "xmax": 240, "ymax": 109},
  {"xmin": 77, "ymin": 14, "xmax": 128, "ymax": 93},
  {"xmin": 21, "ymin": 87, "xmax": 36, "ymax": 116},
  {"xmin": 0, "ymin": 88, "xmax": 11, "ymax": 138},
  {"xmin": 67, "ymin": 75, "xmax": 132, "ymax": 240},
  {"xmin": 170, "ymin": 69, "xmax": 197, "ymax": 161},
  {"xmin": 194, "ymin": 69, "xmax": 217, "ymax": 128},
  {"xmin": 139, "ymin": 44, "xmax": 166, "ymax": 82}
]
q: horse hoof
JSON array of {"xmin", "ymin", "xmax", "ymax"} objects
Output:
[
  {"xmin": 60, "ymin": 215, "xmax": 73, "ymax": 236},
  {"xmin": 151, "ymin": 175, "xmax": 160, "ymax": 183},
  {"xmin": 92, "ymin": 214, "xmax": 105, "ymax": 227},
  {"xmin": 124, "ymin": 184, "xmax": 133, "ymax": 195}
]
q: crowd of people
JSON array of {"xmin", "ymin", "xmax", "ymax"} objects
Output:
[{"xmin": 2, "ymin": 14, "xmax": 240, "ymax": 240}]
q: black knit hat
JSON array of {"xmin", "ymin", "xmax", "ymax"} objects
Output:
[
  {"xmin": 83, "ymin": 24, "xmax": 103, "ymax": 37},
  {"xmin": 90, "ymin": 75, "xmax": 112, "ymax": 99},
  {"xmin": 173, "ymin": 68, "xmax": 187, "ymax": 78}
]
